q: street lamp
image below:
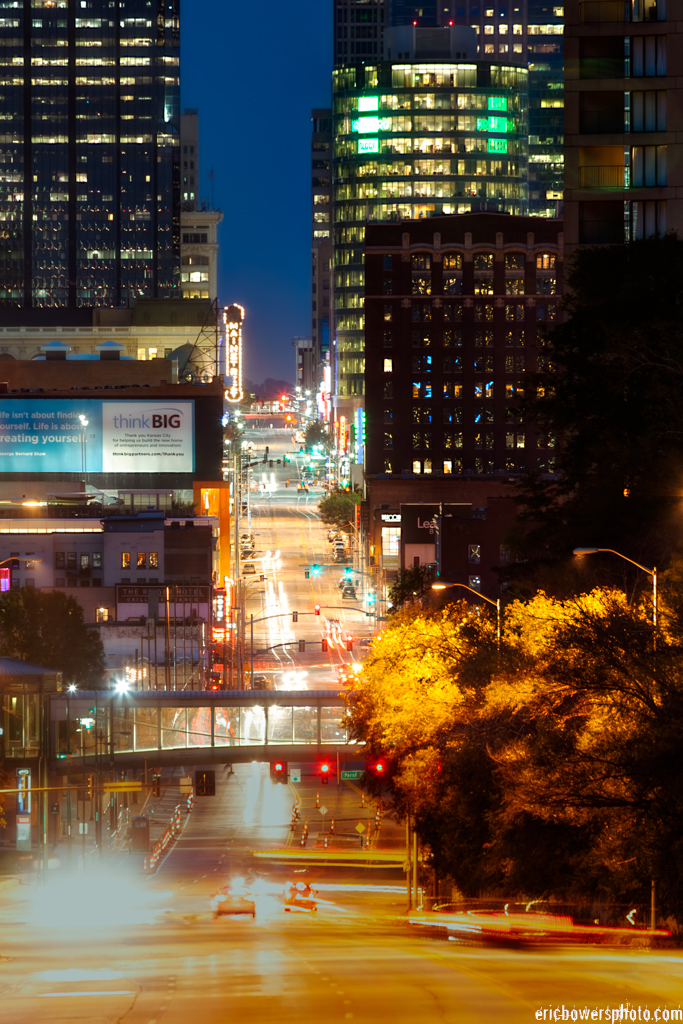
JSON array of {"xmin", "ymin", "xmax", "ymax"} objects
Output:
[
  {"xmin": 573, "ymin": 547, "xmax": 657, "ymax": 627},
  {"xmin": 78, "ymin": 414, "xmax": 89, "ymax": 481},
  {"xmin": 431, "ymin": 581, "xmax": 501, "ymax": 645}
]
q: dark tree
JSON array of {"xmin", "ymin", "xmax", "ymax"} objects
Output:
[
  {"xmin": 0, "ymin": 589, "xmax": 105, "ymax": 688},
  {"xmin": 317, "ymin": 490, "xmax": 362, "ymax": 530},
  {"xmin": 514, "ymin": 235, "xmax": 683, "ymax": 593},
  {"xmin": 304, "ymin": 420, "xmax": 331, "ymax": 451},
  {"xmin": 388, "ymin": 565, "xmax": 435, "ymax": 611}
]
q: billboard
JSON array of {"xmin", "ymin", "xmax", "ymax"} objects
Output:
[{"xmin": 0, "ymin": 399, "xmax": 194, "ymax": 474}]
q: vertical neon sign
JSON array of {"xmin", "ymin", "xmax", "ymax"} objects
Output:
[{"xmin": 223, "ymin": 304, "xmax": 245, "ymax": 404}]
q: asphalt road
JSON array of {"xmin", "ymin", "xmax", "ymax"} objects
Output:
[
  {"xmin": 2, "ymin": 762, "xmax": 683, "ymax": 1024},
  {"xmin": 240, "ymin": 428, "xmax": 373, "ymax": 691}
]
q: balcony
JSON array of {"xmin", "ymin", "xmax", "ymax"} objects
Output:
[{"xmin": 580, "ymin": 165, "xmax": 625, "ymax": 189}]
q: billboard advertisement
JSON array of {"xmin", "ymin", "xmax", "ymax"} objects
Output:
[{"xmin": 0, "ymin": 400, "xmax": 194, "ymax": 474}]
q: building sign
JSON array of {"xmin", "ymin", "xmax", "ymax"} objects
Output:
[
  {"xmin": 214, "ymin": 587, "xmax": 226, "ymax": 624},
  {"xmin": 380, "ymin": 513, "xmax": 401, "ymax": 523},
  {"xmin": 0, "ymin": 400, "xmax": 194, "ymax": 474},
  {"xmin": 16, "ymin": 813, "xmax": 31, "ymax": 852},
  {"xmin": 116, "ymin": 584, "xmax": 211, "ymax": 622},
  {"xmin": 224, "ymin": 304, "xmax": 245, "ymax": 404},
  {"xmin": 338, "ymin": 415, "xmax": 347, "ymax": 453}
]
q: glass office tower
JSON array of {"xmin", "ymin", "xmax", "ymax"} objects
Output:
[
  {"xmin": 332, "ymin": 59, "xmax": 528, "ymax": 414},
  {"xmin": 452, "ymin": 0, "xmax": 564, "ymax": 218},
  {"xmin": 0, "ymin": 0, "xmax": 180, "ymax": 308}
]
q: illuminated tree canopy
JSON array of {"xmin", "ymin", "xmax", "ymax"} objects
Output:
[{"xmin": 346, "ymin": 589, "xmax": 683, "ymax": 917}]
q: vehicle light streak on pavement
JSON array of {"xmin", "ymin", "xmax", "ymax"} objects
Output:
[{"xmin": 2, "ymin": 429, "xmax": 682, "ymax": 1024}]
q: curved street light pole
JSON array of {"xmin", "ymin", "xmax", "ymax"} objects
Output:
[
  {"xmin": 573, "ymin": 547, "xmax": 657, "ymax": 628},
  {"xmin": 431, "ymin": 581, "xmax": 501, "ymax": 646}
]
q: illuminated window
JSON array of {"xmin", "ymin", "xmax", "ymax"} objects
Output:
[
  {"xmin": 96, "ymin": 607, "xmax": 109, "ymax": 622},
  {"xmin": 93, "ymin": 552, "xmax": 102, "ymax": 569},
  {"xmin": 383, "ymin": 358, "xmax": 393, "ymax": 372},
  {"xmin": 80, "ymin": 554, "xmax": 89, "ymax": 569},
  {"xmin": 148, "ymin": 348, "xmax": 158, "ymax": 359},
  {"xmin": 137, "ymin": 348, "xmax": 147, "ymax": 361},
  {"xmin": 443, "ymin": 460, "xmax": 453, "ymax": 474},
  {"xmin": 469, "ymin": 544, "xmax": 481, "ymax": 564},
  {"xmin": 137, "ymin": 553, "xmax": 146, "ymax": 569},
  {"xmin": 149, "ymin": 552, "xmax": 159, "ymax": 569},
  {"xmin": 121, "ymin": 552, "xmax": 131, "ymax": 569},
  {"xmin": 468, "ymin": 575, "xmax": 482, "ymax": 591}
]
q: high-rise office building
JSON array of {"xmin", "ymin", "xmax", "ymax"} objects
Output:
[
  {"xmin": 452, "ymin": 0, "xmax": 563, "ymax": 218},
  {"xmin": 0, "ymin": 0, "xmax": 180, "ymax": 309},
  {"xmin": 312, "ymin": 109, "xmax": 333, "ymax": 381},
  {"xmin": 334, "ymin": 0, "xmax": 387, "ymax": 66},
  {"xmin": 332, "ymin": 28, "xmax": 529, "ymax": 427},
  {"xmin": 564, "ymin": 0, "xmax": 679, "ymax": 252}
]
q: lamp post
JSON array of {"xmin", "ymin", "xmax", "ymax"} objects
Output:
[
  {"xmin": 78, "ymin": 414, "xmax": 89, "ymax": 483},
  {"xmin": 431, "ymin": 581, "xmax": 501, "ymax": 646},
  {"xmin": 573, "ymin": 547, "xmax": 657, "ymax": 628}
]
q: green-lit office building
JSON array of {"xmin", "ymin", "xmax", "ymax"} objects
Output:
[{"xmin": 332, "ymin": 51, "xmax": 529, "ymax": 423}]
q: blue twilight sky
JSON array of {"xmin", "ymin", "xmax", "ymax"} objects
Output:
[{"xmin": 181, "ymin": 0, "xmax": 333, "ymax": 386}]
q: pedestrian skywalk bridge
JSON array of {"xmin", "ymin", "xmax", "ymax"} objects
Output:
[{"xmin": 51, "ymin": 689, "xmax": 358, "ymax": 767}]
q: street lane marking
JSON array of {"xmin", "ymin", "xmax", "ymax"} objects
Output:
[{"xmin": 39, "ymin": 990, "xmax": 136, "ymax": 998}]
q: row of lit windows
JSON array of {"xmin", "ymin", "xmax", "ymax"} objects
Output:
[
  {"xmin": 121, "ymin": 552, "xmax": 159, "ymax": 569},
  {"xmin": 382, "ymin": 301, "xmax": 556, "ymax": 321},
  {"xmin": 382, "ymin": 457, "xmax": 550, "ymax": 475}
]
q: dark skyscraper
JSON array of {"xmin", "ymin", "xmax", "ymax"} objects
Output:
[
  {"xmin": 334, "ymin": 0, "xmax": 386, "ymax": 66},
  {"xmin": 0, "ymin": 0, "xmax": 180, "ymax": 309}
]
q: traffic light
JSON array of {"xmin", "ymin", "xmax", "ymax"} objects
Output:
[
  {"xmin": 270, "ymin": 760, "xmax": 288, "ymax": 783},
  {"xmin": 320, "ymin": 762, "xmax": 331, "ymax": 785},
  {"xmin": 314, "ymin": 604, "xmax": 320, "ymax": 616},
  {"xmin": 260, "ymin": 573, "xmax": 266, "ymax": 582},
  {"xmin": 195, "ymin": 770, "xmax": 216, "ymax": 796},
  {"xmin": 305, "ymin": 569, "xmax": 310, "ymax": 579},
  {"xmin": 87, "ymin": 775, "xmax": 94, "ymax": 800},
  {"xmin": 321, "ymin": 638, "xmax": 328, "ymax": 652},
  {"xmin": 298, "ymin": 639, "xmax": 305, "ymax": 653},
  {"xmin": 371, "ymin": 759, "xmax": 387, "ymax": 776},
  {"xmin": 292, "ymin": 611, "xmax": 298, "ymax": 623},
  {"xmin": 345, "ymin": 637, "xmax": 354, "ymax": 651},
  {"xmin": 311, "ymin": 565, "xmax": 320, "ymax": 576},
  {"xmin": 152, "ymin": 773, "xmax": 161, "ymax": 798}
]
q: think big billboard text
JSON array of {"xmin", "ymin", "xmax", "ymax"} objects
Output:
[{"xmin": 0, "ymin": 400, "xmax": 195, "ymax": 473}]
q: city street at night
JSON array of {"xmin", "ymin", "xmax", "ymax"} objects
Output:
[{"xmin": 2, "ymin": 761, "xmax": 683, "ymax": 1024}]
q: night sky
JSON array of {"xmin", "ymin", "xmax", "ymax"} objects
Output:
[{"xmin": 181, "ymin": 0, "xmax": 333, "ymax": 387}]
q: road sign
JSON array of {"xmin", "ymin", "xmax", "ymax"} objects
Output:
[
  {"xmin": 179, "ymin": 776, "xmax": 193, "ymax": 793},
  {"xmin": 341, "ymin": 770, "xmax": 363, "ymax": 780},
  {"xmin": 290, "ymin": 768, "xmax": 301, "ymax": 783},
  {"xmin": 319, "ymin": 806, "xmax": 328, "ymax": 816},
  {"xmin": 355, "ymin": 822, "xmax": 365, "ymax": 834},
  {"xmin": 103, "ymin": 782, "xmax": 142, "ymax": 793}
]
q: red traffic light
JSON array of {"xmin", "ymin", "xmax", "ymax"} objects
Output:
[
  {"xmin": 314, "ymin": 604, "xmax": 321, "ymax": 615},
  {"xmin": 371, "ymin": 760, "xmax": 386, "ymax": 775},
  {"xmin": 270, "ymin": 760, "xmax": 288, "ymax": 783},
  {"xmin": 320, "ymin": 763, "xmax": 330, "ymax": 773}
]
